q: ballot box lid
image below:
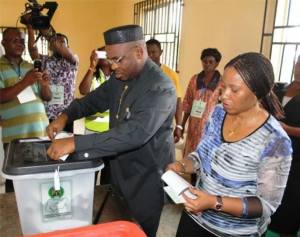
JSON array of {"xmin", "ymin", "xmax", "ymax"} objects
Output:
[{"xmin": 2, "ymin": 138, "xmax": 103, "ymax": 176}]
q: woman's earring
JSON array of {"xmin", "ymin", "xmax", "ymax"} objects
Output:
[{"xmin": 254, "ymin": 97, "xmax": 258, "ymax": 106}]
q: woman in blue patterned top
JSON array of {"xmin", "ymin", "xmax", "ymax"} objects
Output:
[{"xmin": 167, "ymin": 52, "xmax": 293, "ymax": 237}]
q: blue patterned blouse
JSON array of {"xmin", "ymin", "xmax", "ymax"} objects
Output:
[{"xmin": 188, "ymin": 104, "xmax": 292, "ymax": 237}]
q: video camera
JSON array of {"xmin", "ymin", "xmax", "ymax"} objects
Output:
[{"xmin": 20, "ymin": 0, "xmax": 58, "ymax": 30}]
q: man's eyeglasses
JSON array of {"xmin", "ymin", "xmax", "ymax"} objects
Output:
[
  {"xmin": 3, "ymin": 39, "xmax": 26, "ymax": 45},
  {"xmin": 106, "ymin": 46, "xmax": 138, "ymax": 65}
]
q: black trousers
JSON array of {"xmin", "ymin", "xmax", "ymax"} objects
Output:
[
  {"xmin": 139, "ymin": 202, "xmax": 164, "ymax": 237},
  {"xmin": 176, "ymin": 211, "xmax": 266, "ymax": 237},
  {"xmin": 176, "ymin": 211, "xmax": 216, "ymax": 237}
]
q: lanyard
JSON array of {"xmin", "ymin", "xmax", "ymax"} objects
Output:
[
  {"xmin": 199, "ymin": 76, "xmax": 215, "ymax": 100},
  {"xmin": 9, "ymin": 61, "xmax": 22, "ymax": 81},
  {"xmin": 200, "ymin": 86, "xmax": 206, "ymax": 100},
  {"xmin": 199, "ymin": 77, "xmax": 206, "ymax": 100}
]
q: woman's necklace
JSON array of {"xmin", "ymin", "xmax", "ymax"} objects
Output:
[
  {"xmin": 116, "ymin": 85, "xmax": 129, "ymax": 120},
  {"xmin": 228, "ymin": 108, "xmax": 261, "ymax": 137}
]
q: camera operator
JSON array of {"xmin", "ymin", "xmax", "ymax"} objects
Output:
[{"xmin": 23, "ymin": 14, "xmax": 79, "ymax": 133}]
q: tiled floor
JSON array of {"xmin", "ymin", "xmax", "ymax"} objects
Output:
[{"xmin": 157, "ymin": 204, "xmax": 183, "ymax": 237}]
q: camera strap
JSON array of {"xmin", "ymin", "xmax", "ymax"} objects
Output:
[{"xmin": 34, "ymin": 25, "xmax": 56, "ymax": 46}]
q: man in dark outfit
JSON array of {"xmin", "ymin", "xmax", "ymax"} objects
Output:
[{"xmin": 46, "ymin": 25, "xmax": 177, "ymax": 237}]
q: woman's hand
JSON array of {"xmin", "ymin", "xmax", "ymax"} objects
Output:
[
  {"xmin": 166, "ymin": 158, "xmax": 195, "ymax": 174},
  {"xmin": 183, "ymin": 187, "xmax": 215, "ymax": 214},
  {"xmin": 166, "ymin": 161, "xmax": 184, "ymax": 175}
]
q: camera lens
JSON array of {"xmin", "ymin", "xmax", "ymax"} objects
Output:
[{"xmin": 31, "ymin": 16, "xmax": 50, "ymax": 29}]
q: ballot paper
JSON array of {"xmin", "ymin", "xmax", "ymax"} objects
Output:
[
  {"xmin": 54, "ymin": 131, "xmax": 72, "ymax": 161},
  {"xmin": 161, "ymin": 170, "xmax": 197, "ymax": 204}
]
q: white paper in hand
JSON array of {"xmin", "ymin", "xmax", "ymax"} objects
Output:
[
  {"xmin": 17, "ymin": 86, "xmax": 36, "ymax": 103},
  {"xmin": 162, "ymin": 170, "xmax": 197, "ymax": 204},
  {"xmin": 54, "ymin": 131, "xmax": 72, "ymax": 161}
]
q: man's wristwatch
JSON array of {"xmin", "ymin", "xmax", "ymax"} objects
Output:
[{"xmin": 214, "ymin": 195, "xmax": 223, "ymax": 211}]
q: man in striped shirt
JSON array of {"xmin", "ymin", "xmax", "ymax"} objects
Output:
[{"xmin": 0, "ymin": 27, "xmax": 52, "ymax": 192}]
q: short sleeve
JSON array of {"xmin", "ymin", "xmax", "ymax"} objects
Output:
[
  {"xmin": 171, "ymin": 72, "xmax": 182, "ymax": 98},
  {"xmin": 183, "ymin": 75, "xmax": 197, "ymax": 113}
]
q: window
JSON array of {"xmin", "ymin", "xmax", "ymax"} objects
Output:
[
  {"xmin": 134, "ymin": 0, "xmax": 184, "ymax": 72},
  {"xmin": 260, "ymin": 0, "xmax": 300, "ymax": 83},
  {"xmin": 0, "ymin": 27, "xmax": 48, "ymax": 62}
]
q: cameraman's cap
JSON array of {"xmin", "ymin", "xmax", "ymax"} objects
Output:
[{"xmin": 104, "ymin": 25, "xmax": 143, "ymax": 45}]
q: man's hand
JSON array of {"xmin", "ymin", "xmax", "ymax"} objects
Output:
[
  {"xmin": 40, "ymin": 70, "xmax": 50, "ymax": 87},
  {"xmin": 46, "ymin": 114, "xmax": 69, "ymax": 140},
  {"xmin": 174, "ymin": 127, "xmax": 184, "ymax": 143},
  {"xmin": 22, "ymin": 69, "xmax": 42, "ymax": 86},
  {"xmin": 40, "ymin": 70, "xmax": 52, "ymax": 101},
  {"xmin": 47, "ymin": 137, "xmax": 75, "ymax": 160}
]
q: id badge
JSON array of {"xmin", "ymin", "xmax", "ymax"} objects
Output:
[
  {"xmin": 49, "ymin": 85, "xmax": 64, "ymax": 105},
  {"xmin": 191, "ymin": 100, "xmax": 207, "ymax": 118}
]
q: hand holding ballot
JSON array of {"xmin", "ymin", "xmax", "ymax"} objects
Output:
[
  {"xmin": 162, "ymin": 170, "xmax": 197, "ymax": 204},
  {"xmin": 46, "ymin": 136, "xmax": 75, "ymax": 161},
  {"xmin": 164, "ymin": 161, "xmax": 218, "ymax": 215},
  {"xmin": 46, "ymin": 114, "xmax": 75, "ymax": 161},
  {"xmin": 166, "ymin": 158, "xmax": 195, "ymax": 175}
]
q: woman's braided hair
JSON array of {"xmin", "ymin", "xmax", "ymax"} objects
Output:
[{"xmin": 225, "ymin": 52, "xmax": 284, "ymax": 119}]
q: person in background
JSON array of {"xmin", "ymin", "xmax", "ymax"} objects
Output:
[
  {"xmin": 146, "ymin": 39, "xmax": 182, "ymax": 142},
  {"xmin": 46, "ymin": 25, "xmax": 177, "ymax": 237},
  {"xmin": 167, "ymin": 52, "xmax": 292, "ymax": 237},
  {"xmin": 0, "ymin": 27, "xmax": 52, "ymax": 192},
  {"xmin": 268, "ymin": 55, "xmax": 300, "ymax": 237},
  {"xmin": 79, "ymin": 46, "xmax": 111, "ymax": 97},
  {"xmin": 179, "ymin": 48, "xmax": 222, "ymax": 184},
  {"xmin": 24, "ymin": 18, "xmax": 79, "ymax": 133},
  {"xmin": 79, "ymin": 46, "xmax": 112, "ymax": 185}
]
